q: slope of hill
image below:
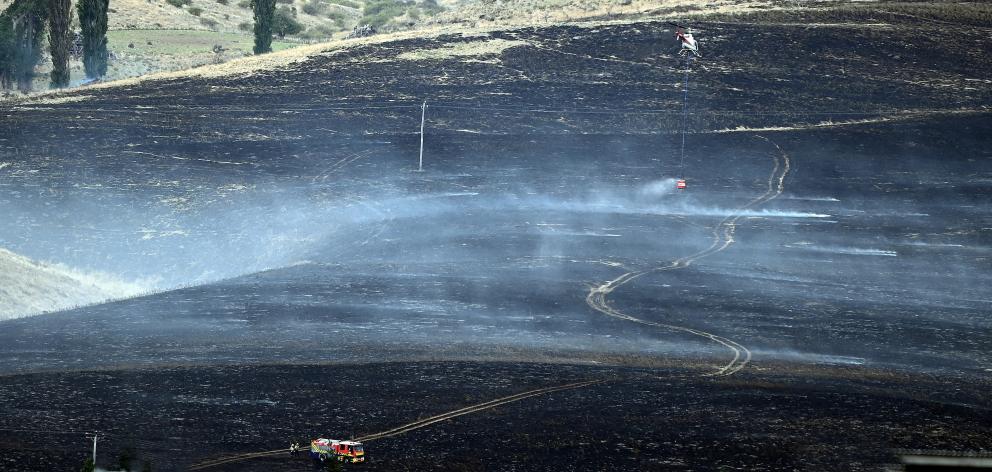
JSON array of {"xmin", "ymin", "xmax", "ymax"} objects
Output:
[
  {"xmin": 1, "ymin": 0, "xmax": 459, "ymax": 91},
  {"xmin": 432, "ymin": 0, "xmax": 778, "ymax": 27},
  {"xmin": 4, "ymin": 0, "xmax": 890, "ymax": 95},
  {"xmin": 0, "ymin": 247, "xmax": 146, "ymax": 320},
  {"xmin": 1, "ymin": 2, "xmax": 991, "ymax": 470},
  {"xmin": 1, "ymin": 0, "xmax": 450, "ymax": 35}
]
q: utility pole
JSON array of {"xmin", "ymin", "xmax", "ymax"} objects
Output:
[
  {"xmin": 418, "ymin": 100, "xmax": 427, "ymax": 172},
  {"xmin": 86, "ymin": 432, "xmax": 99, "ymax": 465}
]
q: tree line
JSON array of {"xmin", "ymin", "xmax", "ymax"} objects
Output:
[
  {"xmin": 0, "ymin": 0, "xmax": 106, "ymax": 91},
  {"xmin": 0, "ymin": 0, "xmax": 281, "ymax": 92}
]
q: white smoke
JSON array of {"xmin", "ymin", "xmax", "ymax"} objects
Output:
[
  {"xmin": 637, "ymin": 178, "xmax": 680, "ymax": 199},
  {"xmin": 784, "ymin": 243, "xmax": 897, "ymax": 257},
  {"xmin": 751, "ymin": 348, "xmax": 867, "ymax": 365},
  {"xmin": 781, "ymin": 195, "xmax": 840, "ymax": 202},
  {"xmin": 0, "ymin": 247, "xmax": 149, "ymax": 320}
]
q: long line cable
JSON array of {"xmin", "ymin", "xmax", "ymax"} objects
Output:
[{"xmin": 679, "ymin": 52, "xmax": 691, "ymax": 179}]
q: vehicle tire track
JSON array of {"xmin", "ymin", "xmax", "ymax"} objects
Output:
[
  {"xmin": 586, "ymin": 134, "xmax": 790, "ymax": 376},
  {"xmin": 189, "ymin": 449, "xmax": 287, "ymax": 470},
  {"xmin": 356, "ymin": 379, "xmax": 605, "ymax": 442},
  {"xmin": 188, "ymin": 379, "xmax": 606, "ymax": 470},
  {"xmin": 310, "ymin": 149, "xmax": 375, "ymax": 184},
  {"xmin": 308, "ymin": 149, "xmax": 393, "ymax": 260}
]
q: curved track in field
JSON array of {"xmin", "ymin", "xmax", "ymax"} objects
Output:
[
  {"xmin": 355, "ymin": 379, "xmax": 606, "ymax": 442},
  {"xmin": 587, "ymin": 134, "xmax": 790, "ymax": 376},
  {"xmin": 189, "ymin": 135, "xmax": 792, "ymax": 469},
  {"xmin": 188, "ymin": 379, "xmax": 606, "ymax": 470}
]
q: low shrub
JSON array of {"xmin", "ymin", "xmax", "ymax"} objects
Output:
[
  {"xmin": 361, "ymin": 0, "xmax": 404, "ymax": 28},
  {"xmin": 421, "ymin": 0, "xmax": 443, "ymax": 15},
  {"xmin": 302, "ymin": 0, "xmax": 326, "ymax": 16},
  {"xmin": 325, "ymin": 10, "xmax": 346, "ymax": 28},
  {"xmin": 272, "ymin": 5, "xmax": 304, "ymax": 36}
]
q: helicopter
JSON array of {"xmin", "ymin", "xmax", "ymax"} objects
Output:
[
  {"xmin": 668, "ymin": 22, "xmax": 699, "ymax": 191},
  {"xmin": 668, "ymin": 22, "xmax": 701, "ymax": 57}
]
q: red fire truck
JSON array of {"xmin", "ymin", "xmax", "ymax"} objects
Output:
[{"xmin": 310, "ymin": 438, "xmax": 365, "ymax": 463}]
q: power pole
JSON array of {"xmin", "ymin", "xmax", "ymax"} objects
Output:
[
  {"xmin": 86, "ymin": 433, "xmax": 99, "ymax": 465},
  {"xmin": 418, "ymin": 100, "xmax": 427, "ymax": 172}
]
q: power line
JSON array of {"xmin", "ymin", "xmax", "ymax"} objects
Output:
[
  {"xmin": 0, "ymin": 427, "xmax": 107, "ymax": 436},
  {"xmin": 4, "ymin": 101, "xmax": 982, "ymax": 117}
]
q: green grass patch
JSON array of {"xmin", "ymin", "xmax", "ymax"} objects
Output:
[
  {"xmin": 300, "ymin": 23, "xmax": 336, "ymax": 39},
  {"xmin": 107, "ymin": 30, "xmax": 298, "ymax": 56}
]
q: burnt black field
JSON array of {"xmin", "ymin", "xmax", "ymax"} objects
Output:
[{"xmin": 1, "ymin": 9, "xmax": 992, "ymax": 471}]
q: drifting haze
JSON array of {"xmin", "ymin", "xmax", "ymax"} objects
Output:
[{"xmin": 0, "ymin": 247, "xmax": 147, "ymax": 319}]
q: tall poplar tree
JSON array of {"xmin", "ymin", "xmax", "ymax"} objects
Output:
[
  {"xmin": 251, "ymin": 0, "xmax": 276, "ymax": 54},
  {"xmin": 48, "ymin": 0, "xmax": 71, "ymax": 87},
  {"xmin": 77, "ymin": 0, "xmax": 108, "ymax": 78},
  {"xmin": 7, "ymin": 0, "xmax": 48, "ymax": 92}
]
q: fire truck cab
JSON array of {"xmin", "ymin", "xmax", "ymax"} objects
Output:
[{"xmin": 310, "ymin": 438, "xmax": 365, "ymax": 463}]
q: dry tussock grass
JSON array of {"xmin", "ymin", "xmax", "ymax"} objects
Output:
[
  {"xmin": 22, "ymin": 94, "xmax": 95, "ymax": 105},
  {"xmin": 13, "ymin": 23, "xmax": 509, "ymax": 101},
  {"xmin": 0, "ymin": 247, "xmax": 147, "ymax": 320},
  {"xmin": 429, "ymin": 0, "xmax": 782, "ymax": 29},
  {"xmin": 394, "ymin": 37, "xmax": 527, "ymax": 61}
]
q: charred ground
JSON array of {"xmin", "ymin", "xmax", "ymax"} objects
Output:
[
  {"xmin": 1, "ymin": 5, "xmax": 991, "ymax": 471},
  {"xmin": 2, "ymin": 362, "xmax": 991, "ymax": 471}
]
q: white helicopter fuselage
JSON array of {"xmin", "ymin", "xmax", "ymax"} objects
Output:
[{"xmin": 680, "ymin": 33, "xmax": 698, "ymax": 52}]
